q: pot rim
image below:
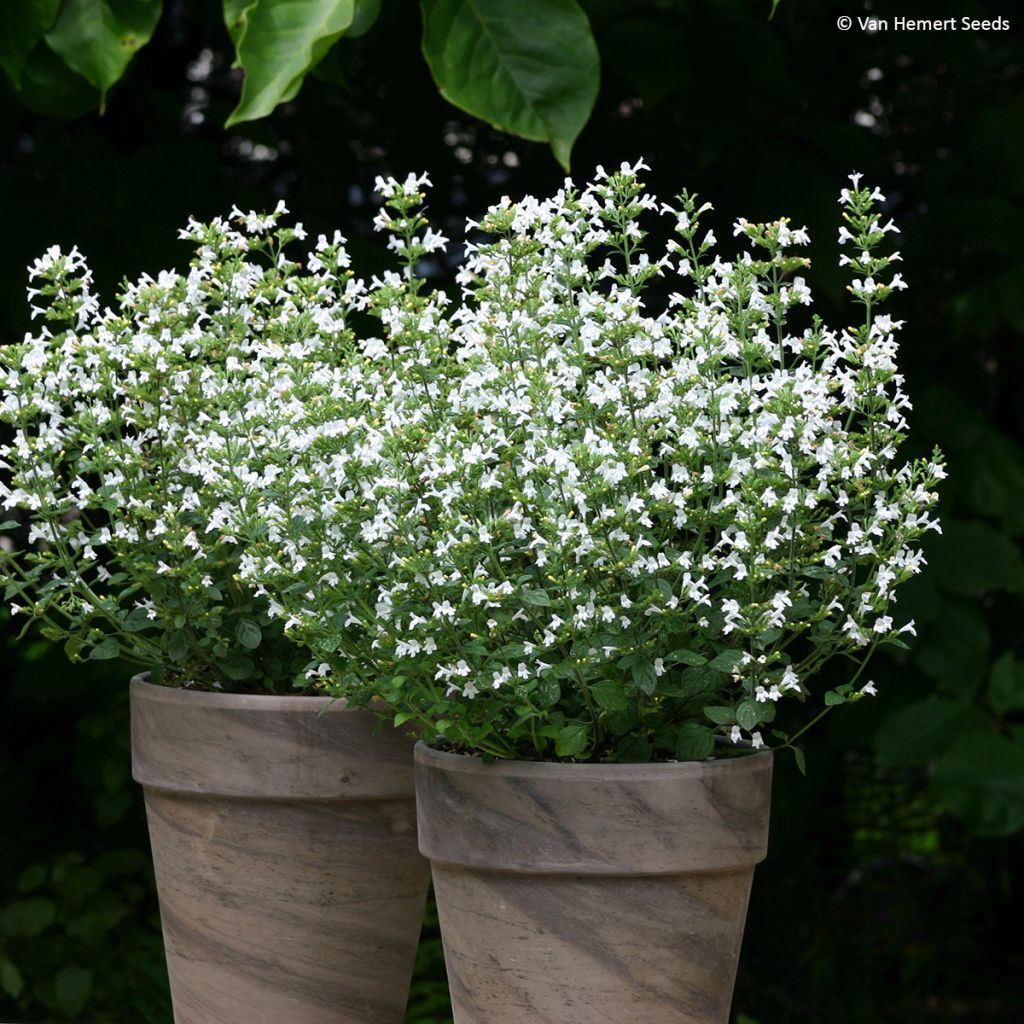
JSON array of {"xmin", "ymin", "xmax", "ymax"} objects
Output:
[
  {"xmin": 130, "ymin": 672, "xmax": 347, "ymax": 713},
  {"xmin": 413, "ymin": 739, "xmax": 772, "ymax": 780}
]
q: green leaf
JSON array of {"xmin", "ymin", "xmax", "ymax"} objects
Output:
[
  {"xmin": 226, "ymin": 0, "xmax": 356, "ymax": 126},
  {"xmin": 0, "ymin": 897, "xmax": 56, "ymax": 936},
  {"xmin": 54, "ymin": 965, "xmax": 93, "ymax": 1018},
  {"xmin": 589, "ymin": 680, "xmax": 628, "ymax": 711},
  {"xmin": 703, "ymin": 705, "xmax": 735, "ymax": 726},
  {"xmin": 736, "ymin": 699, "xmax": 760, "ymax": 731},
  {"xmin": 666, "ymin": 647, "xmax": 707, "ymax": 667},
  {"xmin": 912, "ymin": 598, "xmax": 991, "ymax": 698},
  {"xmin": 930, "ymin": 519, "xmax": 1024, "ymax": 596},
  {"xmin": 988, "ymin": 652, "xmax": 1024, "ymax": 717},
  {"xmin": 792, "ymin": 746, "xmax": 806, "ymax": 776},
  {"xmin": 536, "ymin": 675, "xmax": 560, "ymax": 706},
  {"xmin": 222, "ymin": 654, "xmax": 255, "ymax": 680},
  {"xmin": 823, "ymin": 690, "xmax": 846, "ymax": 707},
  {"xmin": 615, "ymin": 734, "xmax": 652, "ymax": 762},
  {"xmin": 420, "ymin": 0, "xmax": 600, "ymax": 170},
  {"xmin": 123, "ymin": 606, "xmax": 153, "ymax": 632},
  {"xmin": 0, "ymin": 958, "xmax": 24, "ymax": 1000},
  {"xmin": 630, "ymin": 659, "xmax": 657, "ymax": 695},
  {"xmin": 674, "ymin": 722, "xmax": 715, "ymax": 761},
  {"xmin": 236, "ymin": 618, "xmax": 263, "ymax": 650},
  {"xmin": 708, "ymin": 650, "xmax": 745, "ymax": 673},
  {"xmin": 15, "ymin": 40, "xmax": 99, "ymax": 117},
  {"xmin": 45, "ymin": 0, "xmax": 164, "ymax": 110},
  {"xmin": 554, "ymin": 722, "xmax": 589, "ymax": 758},
  {"xmin": 88, "ymin": 636, "xmax": 120, "ymax": 660},
  {"xmin": 0, "ymin": 0, "xmax": 61, "ymax": 88},
  {"xmin": 520, "ymin": 587, "xmax": 552, "ymax": 606},
  {"xmin": 875, "ymin": 699, "xmax": 987, "ymax": 768},
  {"xmin": 933, "ymin": 730, "xmax": 1024, "ymax": 836}
]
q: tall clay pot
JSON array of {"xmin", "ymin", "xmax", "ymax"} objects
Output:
[
  {"xmin": 131, "ymin": 676, "xmax": 430, "ymax": 1024},
  {"xmin": 415, "ymin": 743, "xmax": 773, "ymax": 1024}
]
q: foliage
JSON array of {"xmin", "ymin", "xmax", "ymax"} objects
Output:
[
  {"xmin": 1, "ymin": 0, "xmax": 603, "ymax": 168},
  {"xmin": 193, "ymin": 166, "xmax": 944, "ymax": 763}
]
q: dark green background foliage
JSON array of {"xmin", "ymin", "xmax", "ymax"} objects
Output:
[{"xmin": 2, "ymin": 0, "xmax": 1022, "ymax": 1020}]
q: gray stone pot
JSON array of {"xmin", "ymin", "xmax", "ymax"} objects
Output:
[
  {"xmin": 415, "ymin": 743, "xmax": 773, "ymax": 1024},
  {"xmin": 130, "ymin": 676, "xmax": 429, "ymax": 1024}
]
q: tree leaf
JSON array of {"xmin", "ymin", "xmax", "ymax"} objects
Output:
[
  {"xmin": 933, "ymin": 730, "xmax": 1024, "ymax": 837},
  {"xmin": 0, "ymin": 0, "xmax": 60, "ymax": 88},
  {"xmin": 674, "ymin": 722, "xmax": 715, "ymax": 761},
  {"xmin": 520, "ymin": 587, "xmax": 552, "ymax": 606},
  {"xmin": 989, "ymin": 652, "xmax": 1024, "ymax": 717},
  {"xmin": 703, "ymin": 705, "xmax": 735, "ymax": 726},
  {"xmin": 15, "ymin": 40, "xmax": 99, "ymax": 118},
  {"xmin": 54, "ymin": 965, "xmax": 93, "ymax": 1018},
  {"xmin": 45, "ymin": 0, "xmax": 164, "ymax": 110},
  {"xmin": 912, "ymin": 598, "xmax": 990, "ymax": 698},
  {"xmin": 420, "ymin": 0, "xmax": 600, "ymax": 170},
  {"xmin": 221, "ymin": 654, "xmax": 255, "ymax": 680},
  {"xmin": 630, "ymin": 659, "xmax": 657, "ymax": 695},
  {"xmin": 123, "ymin": 606, "xmax": 153, "ymax": 632},
  {"xmin": 0, "ymin": 958, "xmax": 24, "ymax": 1000},
  {"xmin": 226, "ymin": 0, "xmax": 356, "ymax": 126},
  {"xmin": 708, "ymin": 649, "xmax": 746, "ymax": 673},
  {"xmin": 875, "ymin": 698, "xmax": 987, "ymax": 768},
  {"xmin": 930, "ymin": 519, "xmax": 1024, "ymax": 596}
]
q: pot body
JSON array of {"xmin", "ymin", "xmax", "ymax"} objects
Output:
[
  {"xmin": 131, "ymin": 676, "xmax": 429, "ymax": 1024},
  {"xmin": 415, "ymin": 743, "xmax": 773, "ymax": 1024}
]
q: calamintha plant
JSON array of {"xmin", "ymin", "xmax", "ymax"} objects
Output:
[
  {"xmin": 0, "ymin": 200, "xmax": 386, "ymax": 691},
  {"xmin": 198, "ymin": 164, "xmax": 945, "ymax": 764}
]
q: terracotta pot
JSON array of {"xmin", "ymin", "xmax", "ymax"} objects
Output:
[
  {"xmin": 415, "ymin": 743, "xmax": 773, "ymax": 1024},
  {"xmin": 130, "ymin": 676, "xmax": 430, "ymax": 1024}
]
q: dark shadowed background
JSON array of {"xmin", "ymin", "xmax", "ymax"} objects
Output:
[{"xmin": 1, "ymin": 0, "xmax": 1022, "ymax": 1020}]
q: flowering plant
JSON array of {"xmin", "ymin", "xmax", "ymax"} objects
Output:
[
  {"xmin": 202, "ymin": 167, "xmax": 943, "ymax": 762},
  {"xmin": 0, "ymin": 200, "xmax": 394, "ymax": 691}
]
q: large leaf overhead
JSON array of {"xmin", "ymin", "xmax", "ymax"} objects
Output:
[
  {"xmin": 225, "ymin": 0, "xmax": 356, "ymax": 126},
  {"xmin": 421, "ymin": 0, "xmax": 599, "ymax": 170},
  {"xmin": 0, "ymin": 0, "xmax": 62, "ymax": 88},
  {"xmin": 44, "ymin": 0, "xmax": 163, "ymax": 109}
]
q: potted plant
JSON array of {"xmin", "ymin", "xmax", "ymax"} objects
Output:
[
  {"xmin": 0, "ymin": 183, "xmax": 442, "ymax": 1024},
  {"xmin": 200, "ymin": 164, "xmax": 945, "ymax": 1024}
]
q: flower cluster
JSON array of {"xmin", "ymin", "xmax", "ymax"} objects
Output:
[
  {"xmin": 0, "ymin": 196, "xmax": 394, "ymax": 690},
  {"xmin": 195, "ymin": 165, "xmax": 944, "ymax": 761}
]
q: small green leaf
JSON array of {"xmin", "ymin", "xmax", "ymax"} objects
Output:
[
  {"xmin": 666, "ymin": 647, "xmax": 707, "ymax": 667},
  {"xmin": 0, "ymin": 896, "xmax": 56, "ymax": 936},
  {"xmin": 615, "ymin": 734, "xmax": 652, "ymax": 763},
  {"xmin": 45, "ymin": 0, "xmax": 164, "ymax": 110},
  {"xmin": 421, "ymin": 0, "xmax": 600, "ymax": 170},
  {"xmin": 708, "ymin": 650, "xmax": 746, "ymax": 673},
  {"xmin": 674, "ymin": 722, "xmax": 715, "ymax": 761},
  {"xmin": 792, "ymin": 746, "xmax": 807, "ymax": 776},
  {"xmin": 703, "ymin": 705, "xmax": 735, "ymax": 726},
  {"xmin": 824, "ymin": 690, "xmax": 846, "ymax": 707},
  {"xmin": 222, "ymin": 654, "xmax": 255, "ymax": 680},
  {"xmin": 88, "ymin": 636, "xmax": 120, "ymax": 660},
  {"xmin": 123, "ymin": 606, "xmax": 153, "ymax": 632},
  {"xmin": 226, "ymin": 0, "xmax": 356, "ymax": 126},
  {"xmin": 54, "ymin": 965, "xmax": 92, "ymax": 1018},
  {"xmin": 236, "ymin": 618, "xmax": 263, "ymax": 650},
  {"xmin": 520, "ymin": 588, "xmax": 552, "ymax": 606},
  {"xmin": 589, "ymin": 680, "xmax": 628, "ymax": 711},
  {"xmin": 736, "ymin": 699, "xmax": 760, "ymax": 731},
  {"xmin": 630, "ymin": 660, "xmax": 657, "ymax": 695},
  {"xmin": 555, "ymin": 722, "xmax": 589, "ymax": 758},
  {"xmin": 536, "ymin": 676, "xmax": 561, "ymax": 706}
]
